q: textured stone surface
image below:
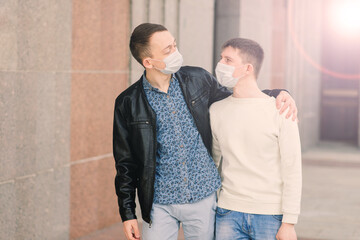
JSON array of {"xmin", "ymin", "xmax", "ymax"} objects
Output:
[
  {"xmin": 70, "ymin": 157, "xmax": 119, "ymax": 239},
  {"xmin": 0, "ymin": 73, "xmax": 18, "ymax": 182},
  {"xmin": 14, "ymin": 175, "xmax": 36, "ymax": 240},
  {"xmin": 0, "ymin": 0, "xmax": 18, "ymax": 70},
  {"xmin": 0, "ymin": 1, "xmax": 72, "ymax": 239},
  {"xmin": 76, "ymin": 222, "xmax": 185, "ymax": 240},
  {"xmin": 70, "ymin": 73, "xmax": 127, "ymax": 161},
  {"xmin": 72, "ymin": 0, "xmax": 129, "ymax": 71},
  {"xmin": 213, "ymin": 0, "xmax": 240, "ymax": 70},
  {"xmin": 17, "ymin": 0, "xmax": 72, "ymax": 71},
  {"xmin": 69, "ymin": 0, "xmax": 130, "ymax": 239},
  {"xmin": 0, "ymin": 72, "xmax": 71, "ymax": 181},
  {"xmin": 179, "ymin": 0, "xmax": 215, "ymax": 72},
  {"xmin": 239, "ymin": 0, "xmax": 273, "ymax": 90},
  {"xmin": 297, "ymin": 161, "xmax": 360, "ymax": 239},
  {"xmin": 0, "ymin": 181, "xmax": 16, "ymax": 240},
  {"xmin": 164, "ymin": 0, "xmax": 179, "ymax": 38}
]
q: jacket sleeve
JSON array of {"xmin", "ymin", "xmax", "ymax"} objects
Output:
[
  {"xmin": 209, "ymin": 107, "xmax": 222, "ymax": 168},
  {"xmin": 113, "ymin": 98, "xmax": 138, "ymax": 222},
  {"xmin": 208, "ymin": 72, "xmax": 232, "ymax": 106},
  {"xmin": 262, "ymin": 89, "xmax": 289, "ymax": 97}
]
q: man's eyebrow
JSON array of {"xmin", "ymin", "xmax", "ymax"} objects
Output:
[
  {"xmin": 223, "ymin": 55, "xmax": 233, "ymax": 60},
  {"xmin": 162, "ymin": 39, "xmax": 176, "ymax": 51}
]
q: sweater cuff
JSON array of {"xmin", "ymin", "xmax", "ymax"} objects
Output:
[{"xmin": 282, "ymin": 213, "xmax": 298, "ymax": 224}]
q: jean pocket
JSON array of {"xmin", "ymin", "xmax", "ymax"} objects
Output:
[
  {"xmin": 216, "ymin": 207, "xmax": 232, "ymax": 216},
  {"xmin": 271, "ymin": 214, "xmax": 283, "ymax": 222}
]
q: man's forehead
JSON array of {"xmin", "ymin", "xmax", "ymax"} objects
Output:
[
  {"xmin": 149, "ymin": 31, "xmax": 175, "ymax": 48},
  {"xmin": 222, "ymin": 47, "xmax": 243, "ymax": 59}
]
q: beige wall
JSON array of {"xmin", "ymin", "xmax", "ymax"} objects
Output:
[
  {"xmin": 70, "ymin": 0, "xmax": 130, "ymax": 239},
  {"xmin": 285, "ymin": 0, "xmax": 323, "ymax": 150}
]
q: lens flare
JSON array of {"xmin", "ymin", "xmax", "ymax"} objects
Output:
[
  {"xmin": 330, "ymin": 0, "xmax": 360, "ymax": 35},
  {"xmin": 287, "ymin": 0, "xmax": 360, "ymax": 79}
]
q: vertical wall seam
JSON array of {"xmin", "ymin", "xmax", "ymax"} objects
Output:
[
  {"xmin": 162, "ymin": 0, "xmax": 166, "ymax": 24},
  {"xmin": 176, "ymin": 0, "xmax": 181, "ymax": 46},
  {"xmin": 128, "ymin": 0, "xmax": 133, "ymax": 86}
]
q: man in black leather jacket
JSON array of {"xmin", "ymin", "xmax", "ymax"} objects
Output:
[{"xmin": 113, "ymin": 23, "xmax": 298, "ymax": 240}]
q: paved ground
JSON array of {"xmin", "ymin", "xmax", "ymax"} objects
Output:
[
  {"xmin": 78, "ymin": 142, "xmax": 360, "ymax": 240},
  {"xmin": 295, "ymin": 142, "xmax": 360, "ymax": 240}
]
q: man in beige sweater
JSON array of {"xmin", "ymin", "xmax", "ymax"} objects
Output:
[{"xmin": 210, "ymin": 38, "xmax": 302, "ymax": 240}]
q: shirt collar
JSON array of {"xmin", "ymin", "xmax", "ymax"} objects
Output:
[
  {"xmin": 142, "ymin": 71, "xmax": 177, "ymax": 92},
  {"xmin": 142, "ymin": 71, "xmax": 153, "ymax": 90}
]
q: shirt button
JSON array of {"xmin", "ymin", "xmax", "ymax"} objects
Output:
[
  {"xmin": 172, "ymin": 111, "xmax": 176, "ymax": 114},
  {"xmin": 184, "ymin": 177, "xmax": 187, "ymax": 181},
  {"xmin": 180, "ymin": 144, "xmax": 184, "ymax": 148},
  {"xmin": 182, "ymin": 162, "xmax": 185, "ymax": 165},
  {"xmin": 167, "ymin": 95, "xmax": 170, "ymax": 98}
]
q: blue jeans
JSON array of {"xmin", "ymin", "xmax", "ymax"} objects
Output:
[
  {"xmin": 142, "ymin": 193, "xmax": 217, "ymax": 240},
  {"xmin": 215, "ymin": 207, "xmax": 283, "ymax": 240}
]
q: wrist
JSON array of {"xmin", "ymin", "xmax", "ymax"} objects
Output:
[{"xmin": 281, "ymin": 222, "xmax": 295, "ymax": 228}]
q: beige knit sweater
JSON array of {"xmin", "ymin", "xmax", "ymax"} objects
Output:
[{"xmin": 210, "ymin": 96, "xmax": 302, "ymax": 224}]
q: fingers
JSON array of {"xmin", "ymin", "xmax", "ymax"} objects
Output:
[
  {"xmin": 279, "ymin": 100, "xmax": 290, "ymax": 115},
  {"xmin": 123, "ymin": 220, "xmax": 141, "ymax": 240},
  {"xmin": 276, "ymin": 93, "xmax": 285, "ymax": 109},
  {"xmin": 292, "ymin": 107, "xmax": 298, "ymax": 122},
  {"xmin": 275, "ymin": 233, "xmax": 280, "ymax": 240},
  {"xmin": 124, "ymin": 225, "xmax": 134, "ymax": 240},
  {"xmin": 132, "ymin": 222, "xmax": 141, "ymax": 239},
  {"xmin": 285, "ymin": 103, "xmax": 294, "ymax": 119},
  {"xmin": 124, "ymin": 223, "xmax": 134, "ymax": 240}
]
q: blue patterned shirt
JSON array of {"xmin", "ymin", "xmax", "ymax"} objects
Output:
[{"xmin": 142, "ymin": 73, "xmax": 221, "ymax": 205}]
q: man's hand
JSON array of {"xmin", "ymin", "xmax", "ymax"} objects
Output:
[
  {"xmin": 123, "ymin": 219, "xmax": 141, "ymax": 240},
  {"xmin": 275, "ymin": 91, "xmax": 298, "ymax": 121},
  {"xmin": 276, "ymin": 223, "xmax": 297, "ymax": 240}
]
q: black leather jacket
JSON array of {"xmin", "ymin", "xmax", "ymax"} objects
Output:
[{"xmin": 113, "ymin": 66, "xmax": 280, "ymax": 223}]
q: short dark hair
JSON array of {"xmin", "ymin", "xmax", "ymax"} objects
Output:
[
  {"xmin": 129, "ymin": 23, "xmax": 168, "ymax": 65},
  {"xmin": 222, "ymin": 38, "xmax": 264, "ymax": 78}
]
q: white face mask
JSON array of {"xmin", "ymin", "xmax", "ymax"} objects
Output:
[
  {"xmin": 152, "ymin": 49, "xmax": 183, "ymax": 74},
  {"xmin": 215, "ymin": 62, "xmax": 246, "ymax": 88}
]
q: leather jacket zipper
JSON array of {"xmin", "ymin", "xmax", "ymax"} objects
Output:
[{"xmin": 129, "ymin": 121, "xmax": 150, "ymax": 125}]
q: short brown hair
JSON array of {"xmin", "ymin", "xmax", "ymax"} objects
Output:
[
  {"xmin": 222, "ymin": 38, "xmax": 264, "ymax": 78},
  {"xmin": 129, "ymin": 23, "xmax": 168, "ymax": 65}
]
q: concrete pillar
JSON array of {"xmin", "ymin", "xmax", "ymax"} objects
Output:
[
  {"xmin": 70, "ymin": 0, "xmax": 130, "ymax": 238},
  {"xmin": 0, "ymin": 1, "xmax": 72, "ymax": 239},
  {"xmin": 178, "ymin": 0, "xmax": 215, "ymax": 71},
  {"xmin": 0, "ymin": 1, "xmax": 131, "ymax": 239},
  {"xmin": 285, "ymin": 0, "xmax": 323, "ymax": 150},
  {"xmin": 239, "ymin": 0, "xmax": 273, "ymax": 90},
  {"xmin": 213, "ymin": 0, "xmax": 241, "ymax": 71}
]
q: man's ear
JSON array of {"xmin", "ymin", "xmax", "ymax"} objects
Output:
[
  {"xmin": 143, "ymin": 58, "xmax": 153, "ymax": 69},
  {"xmin": 246, "ymin": 64, "xmax": 254, "ymax": 74}
]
